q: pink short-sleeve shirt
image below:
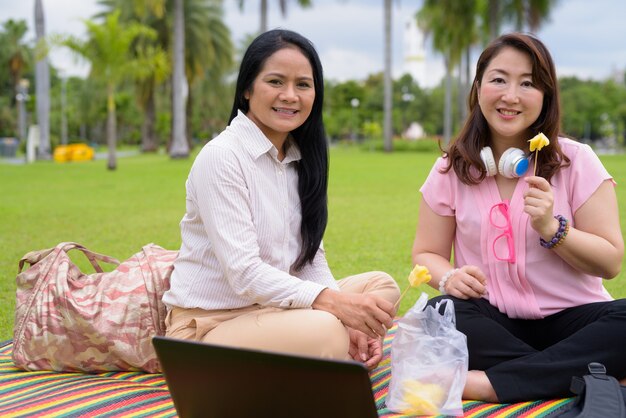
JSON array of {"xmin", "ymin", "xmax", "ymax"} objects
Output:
[{"xmin": 421, "ymin": 138, "xmax": 614, "ymax": 319}]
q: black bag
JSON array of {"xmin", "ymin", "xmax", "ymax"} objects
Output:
[{"xmin": 555, "ymin": 363, "xmax": 626, "ymax": 417}]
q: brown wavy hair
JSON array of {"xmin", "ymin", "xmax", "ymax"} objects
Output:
[{"xmin": 443, "ymin": 32, "xmax": 569, "ymax": 184}]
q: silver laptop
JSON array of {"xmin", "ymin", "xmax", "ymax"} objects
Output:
[{"xmin": 153, "ymin": 336, "xmax": 379, "ymax": 418}]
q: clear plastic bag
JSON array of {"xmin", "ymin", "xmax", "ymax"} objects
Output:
[{"xmin": 387, "ymin": 293, "xmax": 468, "ymax": 416}]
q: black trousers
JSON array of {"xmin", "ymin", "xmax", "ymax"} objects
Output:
[{"xmin": 428, "ymin": 295, "xmax": 626, "ymax": 403}]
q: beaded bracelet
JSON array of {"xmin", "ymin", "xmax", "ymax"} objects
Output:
[
  {"xmin": 540, "ymin": 215, "xmax": 569, "ymax": 249},
  {"xmin": 438, "ymin": 268, "xmax": 458, "ymax": 295}
]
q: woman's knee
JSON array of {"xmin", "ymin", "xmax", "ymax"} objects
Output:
[
  {"xmin": 205, "ymin": 308, "xmax": 350, "ymax": 359},
  {"xmin": 270, "ymin": 310, "xmax": 349, "ymax": 359},
  {"xmin": 304, "ymin": 310, "xmax": 350, "ymax": 357},
  {"xmin": 367, "ymin": 271, "xmax": 401, "ymax": 302},
  {"xmin": 337, "ymin": 270, "xmax": 400, "ymax": 306},
  {"xmin": 608, "ymin": 298, "xmax": 626, "ymax": 312}
]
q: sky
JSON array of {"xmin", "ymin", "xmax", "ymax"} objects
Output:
[{"xmin": 1, "ymin": 0, "xmax": 625, "ymax": 88}]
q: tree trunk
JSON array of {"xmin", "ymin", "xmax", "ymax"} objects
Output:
[
  {"xmin": 260, "ymin": 0, "xmax": 268, "ymax": 33},
  {"xmin": 169, "ymin": 0, "xmax": 189, "ymax": 158},
  {"xmin": 465, "ymin": 46, "xmax": 471, "ymax": 117},
  {"xmin": 141, "ymin": 85, "xmax": 158, "ymax": 152},
  {"xmin": 106, "ymin": 85, "xmax": 117, "ymax": 170},
  {"xmin": 383, "ymin": 0, "xmax": 393, "ymax": 152},
  {"xmin": 458, "ymin": 47, "xmax": 471, "ymax": 124},
  {"xmin": 457, "ymin": 61, "xmax": 464, "ymax": 128},
  {"xmin": 60, "ymin": 76, "xmax": 68, "ymax": 144},
  {"xmin": 489, "ymin": 0, "xmax": 500, "ymax": 41},
  {"xmin": 444, "ymin": 54, "xmax": 452, "ymax": 146},
  {"xmin": 186, "ymin": 82, "xmax": 194, "ymax": 150},
  {"xmin": 34, "ymin": 0, "xmax": 51, "ymax": 159}
]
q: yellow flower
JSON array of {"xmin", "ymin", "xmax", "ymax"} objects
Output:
[
  {"xmin": 408, "ymin": 264, "xmax": 431, "ymax": 287},
  {"xmin": 529, "ymin": 132, "xmax": 550, "ymax": 152},
  {"xmin": 394, "ymin": 264, "xmax": 432, "ymax": 310},
  {"xmin": 402, "ymin": 380, "xmax": 445, "ymax": 415}
]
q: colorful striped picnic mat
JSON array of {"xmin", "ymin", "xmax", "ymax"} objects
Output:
[{"xmin": 0, "ymin": 327, "xmax": 572, "ymax": 417}]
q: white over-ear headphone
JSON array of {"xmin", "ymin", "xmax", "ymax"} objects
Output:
[{"xmin": 480, "ymin": 147, "xmax": 530, "ymax": 178}]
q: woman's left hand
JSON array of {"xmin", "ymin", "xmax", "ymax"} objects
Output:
[
  {"xmin": 523, "ymin": 176, "xmax": 558, "ymax": 239},
  {"xmin": 348, "ymin": 327, "xmax": 383, "ymax": 370}
]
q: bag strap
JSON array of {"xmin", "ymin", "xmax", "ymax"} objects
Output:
[
  {"xmin": 435, "ymin": 298, "xmax": 456, "ymax": 325},
  {"xmin": 567, "ymin": 362, "xmax": 626, "ymax": 418},
  {"xmin": 18, "ymin": 242, "xmax": 120, "ymax": 273},
  {"xmin": 13, "ymin": 243, "xmax": 121, "ymax": 351}
]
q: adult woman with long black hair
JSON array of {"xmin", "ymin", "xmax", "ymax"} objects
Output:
[{"xmin": 163, "ymin": 29, "xmax": 400, "ymax": 369}]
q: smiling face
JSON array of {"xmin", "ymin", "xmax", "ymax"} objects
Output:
[
  {"xmin": 244, "ymin": 46, "xmax": 315, "ymax": 150},
  {"xmin": 477, "ymin": 46, "xmax": 544, "ymax": 148}
]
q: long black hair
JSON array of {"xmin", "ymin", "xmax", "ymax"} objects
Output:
[{"xmin": 229, "ymin": 29, "xmax": 329, "ymax": 271}]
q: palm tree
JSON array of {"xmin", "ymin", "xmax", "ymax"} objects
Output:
[
  {"xmin": 3, "ymin": 19, "xmax": 29, "ymax": 104},
  {"xmin": 170, "ymin": 0, "xmax": 233, "ymax": 157},
  {"xmin": 237, "ymin": 0, "xmax": 312, "ymax": 33},
  {"xmin": 503, "ymin": 0, "xmax": 556, "ymax": 32},
  {"xmin": 97, "ymin": 0, "xmax": 169, "ymax": 153},
  {"xmin": 483, "ymin": 0, "xmax": 559, "ymax": 42},
  {"xmin": 525, "ymin": 0, "xmax": 558, "ymax": 32},
  {"xmin": 181, "ymin": 0, "xmax": 233, "ymax": 150},
  {"xmin": 57, "ymin": 10, "xmax": 167, "ymax": 170},
  {"xmin": 486, "ymin": 0, "xmax": 501, "ymax": 41},
  {"xmin": 97, "ymin": 0, "xmax": 233, "ymax": 154},
  {"xmin": 170, "ymin": 0, "xmax": 188, "ymax": 157},
  {"xmin": 382, "ymin": 0, "xmax": 392, "ymax": 152},
  {"xmin": 34, "ymin": 0, "xmax": 51, "ymax": 159},
  {"xmin": 2, "ymin": 19, "xmax": 31, "ymax": 145},
  {"xmin": 418, "ymin": 0, "xmax": 478, "ymax": 145}
]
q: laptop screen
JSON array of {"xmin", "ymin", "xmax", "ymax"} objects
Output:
[{"xmin": 153, "ymin": 336, "xmax": 379, "ymax": 418}]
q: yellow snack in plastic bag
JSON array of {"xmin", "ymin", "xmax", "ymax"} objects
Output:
[{"xmin": 402, "ymin": 379, "xmax": 446, "ymax": 415}]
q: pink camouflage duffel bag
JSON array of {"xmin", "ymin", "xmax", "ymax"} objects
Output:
[{"xmin": 13, "ymin": 242, "xmax": 178, "ymax": 373}]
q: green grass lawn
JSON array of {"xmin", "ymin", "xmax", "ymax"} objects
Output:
[{"xmin": 1, "ymin": 145, "xmax": 626, "ymax": 341}]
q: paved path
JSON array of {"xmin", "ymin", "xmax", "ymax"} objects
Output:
[{"xmin": 0, "ymin": 150, "xmax": 140, "ymax": 165}]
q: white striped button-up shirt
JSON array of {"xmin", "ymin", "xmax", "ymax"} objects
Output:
[{"xmin": 162, "ymin": 111, "xmax": 338, "ymax": 311}]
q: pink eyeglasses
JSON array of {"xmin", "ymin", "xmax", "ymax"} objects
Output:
[{"xmin": 489, "ymin": 200, "xmax": 516, "ymax": 263}]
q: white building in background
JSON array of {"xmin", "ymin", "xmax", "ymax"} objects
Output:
[
  {"xmin": 402, "ymin": 17, "xmax": 426, "ymax": 85},
  {"xmin": 401, "ymin": 17, "xmax": 427, "ymax": 140},
  {"xmin": 609, "ymin": 65, "xmax": 625, "ymax": 84}
]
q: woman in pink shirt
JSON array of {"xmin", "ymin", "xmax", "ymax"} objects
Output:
[{"xmin": 412, "ymin": 32, "xmax": 625, "ymax": 402}]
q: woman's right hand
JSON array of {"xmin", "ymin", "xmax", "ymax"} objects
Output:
[
  {"xmin": 312, "ymin": 289, "xmax": 395, "ymax": 339},
  {"xmin": 441, "ymin": 265, "xmax": 488, "ymax": 300}
]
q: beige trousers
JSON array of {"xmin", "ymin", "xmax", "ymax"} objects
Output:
[{"xmin": 165, "ymin": 271, "xmax": 400, "ymax": 360}]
